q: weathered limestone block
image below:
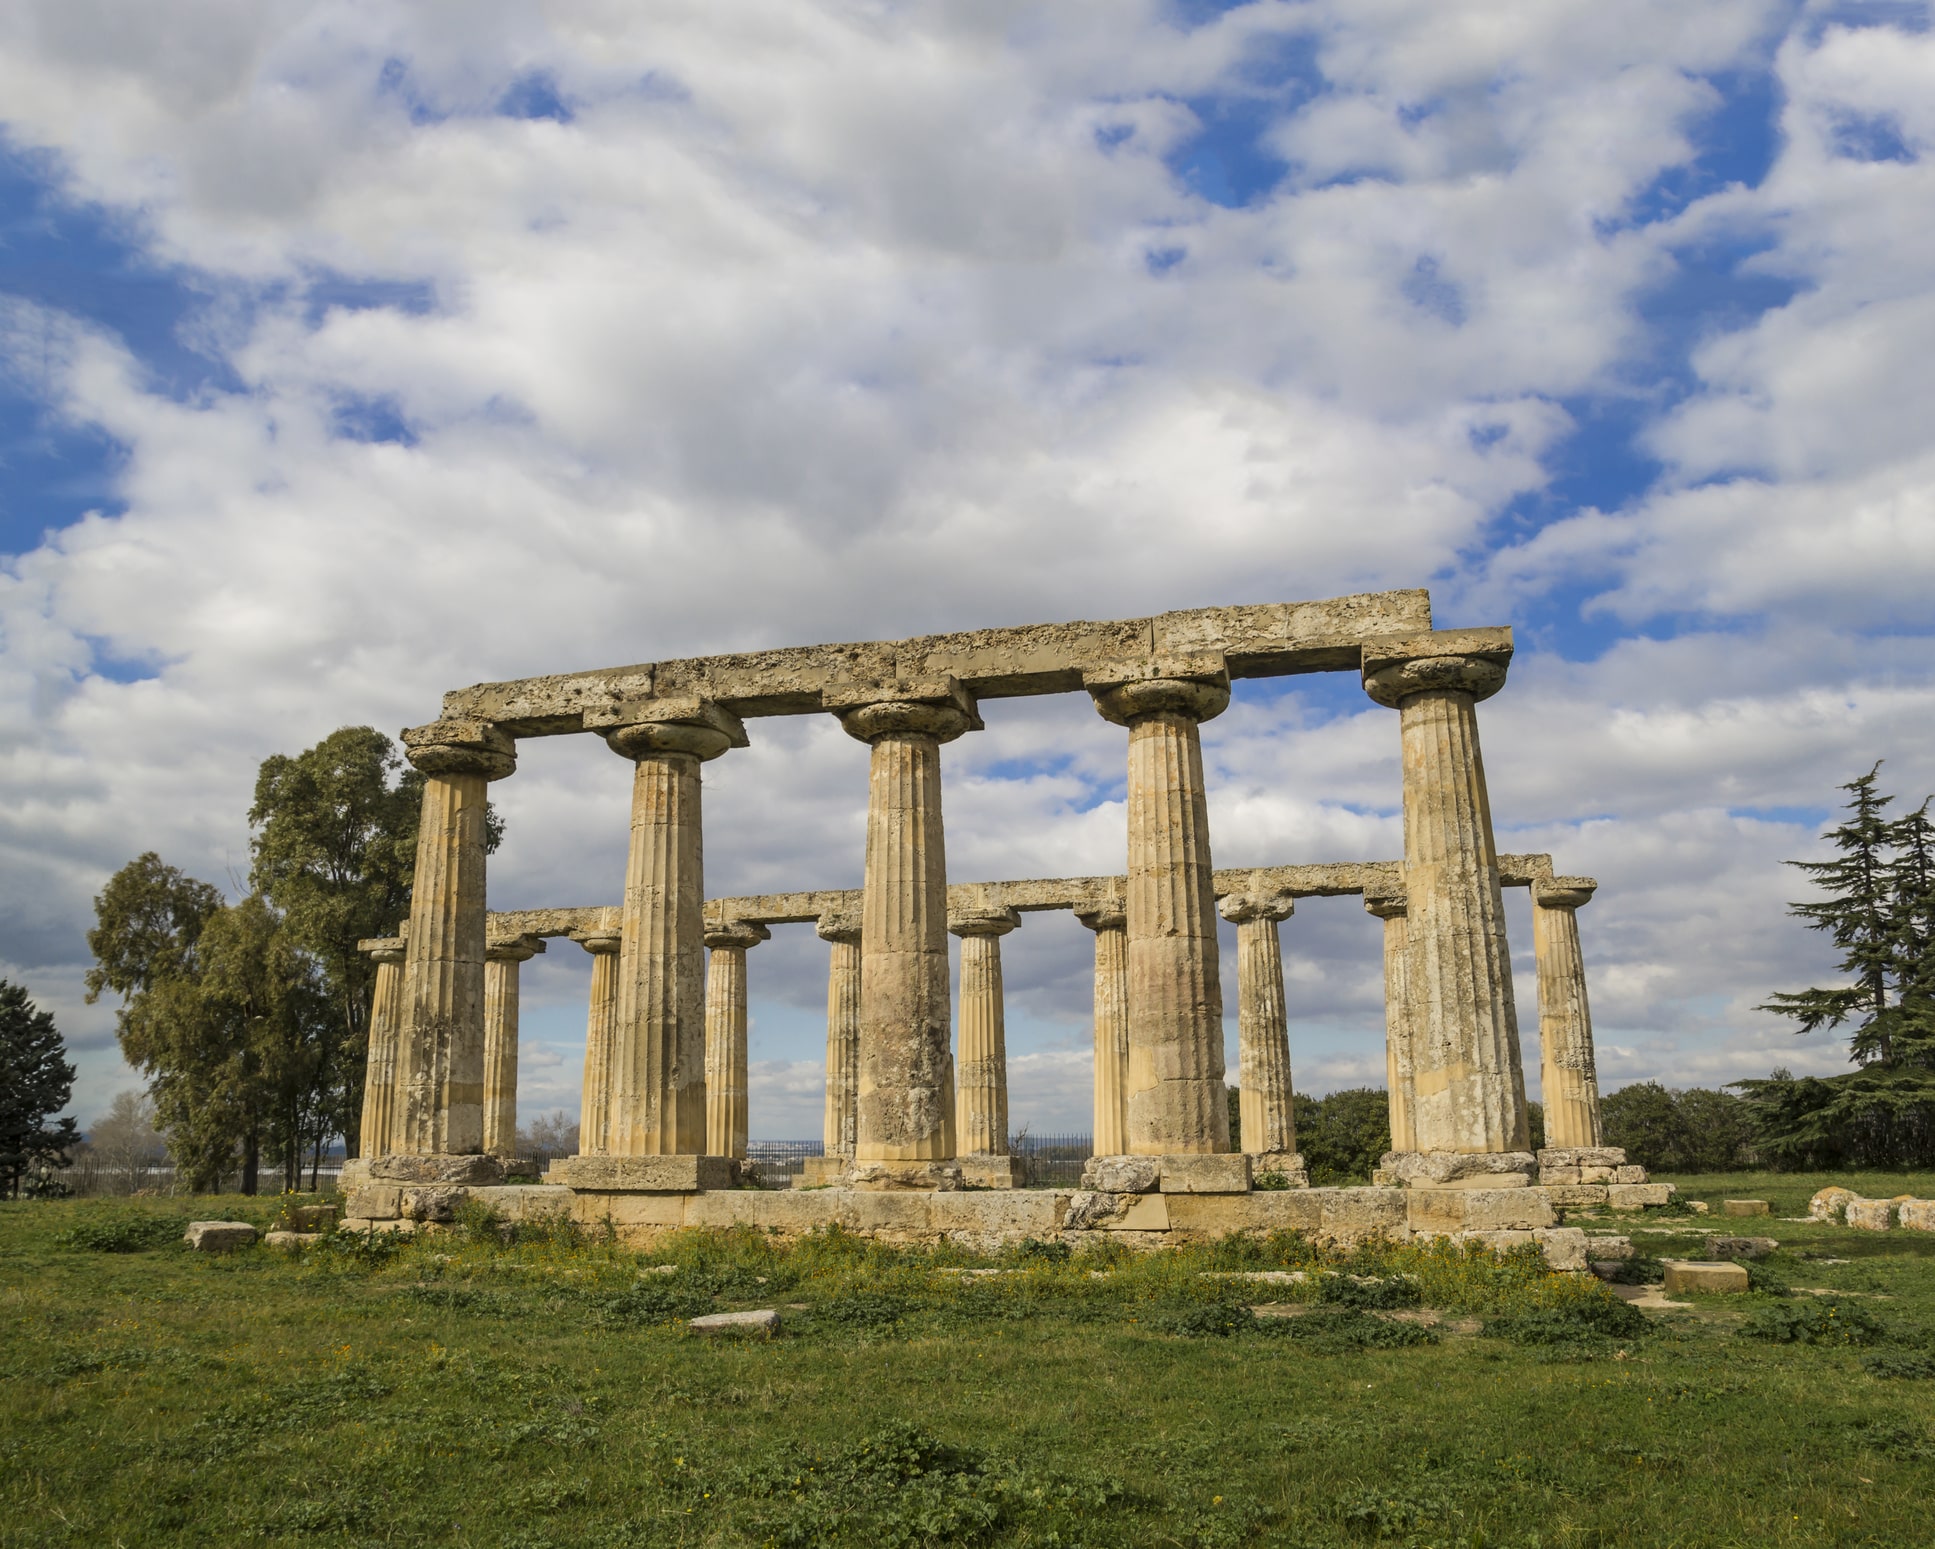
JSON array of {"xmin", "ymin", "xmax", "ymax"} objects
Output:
[
  {"xmin": 1541, "ymin": 1184, "xmax": 1611, "ymax": 1208},
  {"xmin": 1089, "ymin": 662, "xmax": 1231, "ymax": 1154},
  {"xmin": 399, "ymin": 1185, "xmax": 469, "ymax": 1223},
  {"xmin": 366, "ymin": 1154, "xmax": 506, "ymax": 1186},
  {"xmin": 1541, "ymin": 1165, "xmax": 1581, "ymax": 1186},
  {"xmin": 959, "ymin": 1155, "xmax": 1025, "ymax": 1189},
  {"xmin": 548, "ymin": 1155, "xmax": 735, "ymax": 1192},
  {"xmin": 1847, "ymin": 1199, "xmax": 1895, "ymax": 1230},
  {"xmin": 1899, "ymin": 1200, "xmax": 1935, "ymax": 1232},
  {"xmin": 1809, "ymin": 1186, "xmax": 1858, "ymax": 1222},
  {"xmin": 1407, "ymin": 1187, "xmax": 1555, "ymax": 1234},
  {"xmin": 1532, "ymin": 1227, "xmax": 1589, "ymax": 1271},
  {"xmin": 1578, "ymin": 1166, "xmax": 1615, "ymax": 1185},
  {"xmin": 288, "ymin": 1205, "xmax": 338, "ymax": 1232},
  {"xmin": 345, "ymin": 1183, "xmax": 403, "ymax": 1220},
  {"xmin": 691, "ymin": 1309, "xmax": 781, "ymax": 1337},
  {"xmin": 848, "ymin": 1161, "xmax": 965, "ymax": 1191},
  {"xmin": 1317, "ymin": 1188, "xmax": 1410, "ymax": 1242},
  {"xmin": 1705, "ymin": 1235, "xmax": 1778, "ymax": 1261},
  {"xmin": 1159, "ymin": 1155, "xmax": 1253, "ymax": 1194},
  {"xmin": 1721, "ymin": 1198, "xmax": 1771, "ymax": 1217},
  {"xmin": 470, "ymin": 1184, "xmax": 572, "ymax": 1221},
  {"xmin": 1663, "ymin": 1260, "xmax": 1749, "ymax": 1294},
  {"xmin": 1612, "ymin": 1165, "xmax": 1648, "ymax": 1184},
  {"xmin": 1082, "ymin": 1156, "xmax": 1162, "ymax": 1194},
  {"xmin": 1583, "ymin": 1234, "xmax": 1634, "ymax": 1260},
  {"xmin": 798, "ymin": 1157, "xmax": 848, "ymax": 1186},
  {"xmin": 184, "ymin": 1221, "xmax": 257, "ymax": 1253},
  {"xmin": 1250, "ymin": 1152, "xmax": 1310, "ymax": 1187},
  {"xmin": 930, "ymin": 1190, "xmax": 1069, "ymax": 1240},
  {"xmin": 263, "ymin": 1231, "xmax": 320, "ymax": 1253},
  {"xmin": 1380, "ymin": 1150, "xmax": 1536, "ymax": 1187},
  {"xmin": 1063, "ymin": 1191, "xmax": 1129, "ymax": 1232},
  {"xmin": 1538, "ymin": 1146, "xmax": 1627, "ymax": 1169},
  {"xmin": 1607, "ymin": 1183, "xmax": 1675, "ymax": 1209}
]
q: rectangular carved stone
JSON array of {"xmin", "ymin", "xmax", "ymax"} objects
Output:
[
  {"xmin": 345, "ymin": 1183, "xmax": 403, "ymax": 1221},
  {"xmin": 1663, "ymin": 1260, "xmax": 1749, "ymax": 1293},
  {"xmin": 1159, "ymin": 1155, "xmax": 1253, "ymax": 1194},
  {"xmin": 1408, "ymin": 1187, "xmax": 1555, "ymax": 1233},
  {"xmin": 1720, "ymin": 1198, "xmax": 1771, "ymax": 1217},
  {"xmin": 690, "ymin": 1309, "xmax": 781, "ymax": 1337},
  {"xmin": 1607, "ymin": 1183, "xmax": 1675, "ymax": 1209},
  {"xmin": 1847, "ymin": 1199, "xmax": 1895, "ymax": 1230},
  {"xmin": 1900, "ymin": 1201, "xmax": 1935, "ymax": 1232},
  {"xmin": 1319, "ymin": 1188, "xmax": 1409, "ymax": 1238},
  {"xmin": 184, "ymin": 1221, "xmax": 257, "ymax": 1253},
  {"xmin": 366, "ymin": 1154, "xmax": 505, "ymax": 1186},
  {"xmin": 547, "ymin": 1155, "xmax": 735, "ymax": 1192},
  {"xmin": 470, "ymin": 1185, "xmax": 572, "ymax": 1221},
  {"xmin": 1541, "ymin": 1184, "xmax": 1610, "ymax": 1207}
]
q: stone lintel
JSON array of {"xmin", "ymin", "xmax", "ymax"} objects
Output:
[
  {"xmin": 364, "ymin": 1153, "xmax": 507, "ymax": 1186},
  {"xmin": 546, "ymin": 1155, "xmax": 737, "ymax": 1192},
  {"xmin": 440, "ymin": 592, "xmax": 1436, "ymax": 735}
]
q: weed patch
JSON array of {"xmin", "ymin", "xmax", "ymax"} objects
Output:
[
  {"xmin": 53, "ymin": 1212, "xmax": 185, "ymax": 1253},
  {"xmin": 1262, "ymin": 1309, "xmax": 1439, "ymax": 1352},
  {"xmin": 1865, "ymin": 1349, "xmax": 1935, "ymax": 1379},
  {"xmin": 1739, "ymin": 1300, "xmax": 1888, "ymax": 1346}
]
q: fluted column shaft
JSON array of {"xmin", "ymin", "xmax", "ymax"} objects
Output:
[
  {"xmin": 395, "ymin": 720, "xmax": 513, "ymax": 1155},
  {"xmin": 1091, "ymin": 671, "xmax": 1231, "ymax": 1155},
  {"xmin": 1080, "ymin": 908, "xmax": 1130, "ymax": 1157},
  {"xmin": 1365, "ymin": 894, "xmax": 1417, "ymax": 1152},
  {"xmin": 1221, "ymin": 894, "xmax": 1296, "ymax": 1156},
  {"xmin": 483, "ymin": 936, "xmax": 541, "ymax": 1158},
  {"xmin": 952, "ymin": 910, "xmax": 1021, "ymax": 1157},
  {"xmin": 574, "ymin": 927, "xmax": 622, "ymax": 1155},
  {"xmin": 704, "ymin": 921, "xmax": 769, "ymax": 1160},
  {"xmin": 357, "ymin": 939, "xmax": 406, "ymax": 1157},
  {"xmin": 818, "ymin": 914, "xmax": 862, "ymax": 1158},
  {"xmin": 1364, "ymin": 638, "xmax": 1527, "ymax": 1154},
  {"xmin": 601, "ymin": 702, "xmax": 744, "ymax": 1158},
  {"xmin": 1534, "ymin": 880, "xmax": 1603, "ymax": 1147}
]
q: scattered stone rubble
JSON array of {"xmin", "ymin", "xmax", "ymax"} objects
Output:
[{"xmin": 1808, "ymin": 1186, "xmax": 1935, "ymax": 1232}]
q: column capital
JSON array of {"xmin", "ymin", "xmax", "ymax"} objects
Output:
[
  {"xmin": 357, "ymin": 934, "xmax": 408, "ymax": 964},
  {"xmin": 1533, "ymin": 876, "xmax": 1597, "ymax": 910},
  {"xmin": 816, "ymin": 909, "xmax": 863, "ymax": 944},
  {"xmin": 1084, "ymin": 654, "xmax": 1230, "ymax": 727},
  {"xmin": 704, "ymin": 918, "xmax": 771, "ymax": 951},
  {"xmin": 949, "ymin": 906, "xmax": 1021, "ymax": 938},
  {"xmin": 1362, "ymin": 887, "xmax": 1409, "ymax": 921},
  {"xmin": 1075, "ymin": 903, "xmax": 1127, "ymax": 932},
  {"xmin": 570, "ymin": 928, "xmax": 624, "ymax": 956},
  {"xmin": 1361, "ymin": 628, "xmax": 1512, "ymax": 709},
  {"xmin": 401, "ymin": 719, "xmax": 517, "ymax": 780},
  {"xmin": 825, "ymin": 677, "xmax": 981, "ymax": 745},
  {"xmin": 486, "ymin": 933, "xmax": 546, "ymax": 964},
  {"xmin": 592, "ymin": 696, "xmax": 747, "ymax": 762},
  {"xmin": 1217, "ymin": 890, "xmax": 1294, "ymax": 924}
]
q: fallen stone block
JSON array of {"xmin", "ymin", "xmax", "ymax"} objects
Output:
[
  {"xmin": 1721, "ymin": 1199, "xmax": 1771, "ymax": 1217},
  {"xmin": 1081, "ymin": 1156, "xmax": 1161, "ymax": 1194},
  {"xmin": 1584, "ymin": 1234, "xmax": 1634, "ymax": 1261},
  {"xmin": 184, "ymin": 1221, "xmax": 257, "ymax": 1253},
  {"xmin": 399, "ymin": 1185, "xmax": 469, "ymax": 1223},
  {"xmin": 345, "ymin": 1183, "xmax": 403, "ymax": 1221},
  {"xmin": 1846, "ymin": 1199, "xmax": 1895, "ymax": 1231},
  {"xmin": 1612, "ymin": 1166, "xmax": 1649, "ymax": 1185},
  {"xmin": 288, "ymin": 1205, "xmax": 338, "ymax": 1232},
  {"xmin": 1704, "ymin": 1235, "xmax": 1778, "ymax": 1261},
  {"xmin": 1808, "ymin": 1186, "xmax": 1858, "ymax": 1222},
  {"xmin": 959, "ymin": 1155, "xmax": 1025, "ymax": 1189},
  {"xmin": 263, "ymin": 1231, "xmax": 321, "ymax": 1253},
  {"xmin": 1160, "ymin": 1155, "xmax": 1252, "ymax": 1194},
  {"xmin": 1606, "ymin": 1184, "xmax": 1675, "ymax": 1209},
  {"xmin": 689, "ymin": 1309, "xmax": 780, "ymax": 1338},
  {"xmin": 1662, "ymin": 1260, "xmax": 1749, "ymax": 1294},
  {"xmin": 1899, "ymin": 1201, "xmax": 1935, "ymax": 1232},
  {"xmin": 1542, "ymin": 1184, "xmax": 1610, "ymax": 1208},
  {"xmin": 1533, "ymin": 1227, "xmax": 1589, "ymax": 1271}
]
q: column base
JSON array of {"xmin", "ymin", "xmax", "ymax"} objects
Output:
[
  {"xmin": 847, "ymin": 1160, "xmax": 965, "ymax": 1192},
  {"xmin": 1248, "ymin": 1152, "xmax": 1310, "ymax": 1188},
  {"xmin": 959, "ymin": 1154, "xmax": 1026, "ymax": 1189},
  {"xmin": 359, "ymin": 1153, "xmax": 509, "ymax": 1186},
  {"xmin": 1535, "ymin": 1146, "xmax": 1647, "ymax": 1185},
  {"xmin": 545, "ymin": 1155, "xmax": 738, "ymax": 1192},
  {"xmin": 1080, "ymin": 1154, "xmax": 1252, "ymax": 1195},
  {"xmin": 1373, "ymin": 1150, "xmax": 1536, "ymax": 1189}
]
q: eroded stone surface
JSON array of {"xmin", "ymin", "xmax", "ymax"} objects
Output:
[
  {"xmin": 1847, "ymin": 1199, "xmax": 1895, "ymax": 1230},
  {"xmin": 1705, "ymin": 1235, "xmax": 1778, "ymax": 1261},
  {"xmin": 1380, "ymin": 1150, "xmax": 1536, "ymax": 1186},
  {"xmin": 690, "ymin": 1309, "xmax": 780, "ymax": 1337},
  {"xmin": 1662, "ymin": 1260, "xmax": 1749, "ymax": 1294},
  {"xmin": 547, "ymin": 1155, "xmax": 735, "ymax": 1192},
  {"xmin": 366, "ymin": 1153, "xmax": 506, "ymax": 1186},
  {"xmin": 1722, "ymin": 1199, "xmax": 1771, "ymax": 1217},
  {"xmin": 185, "ymin": 1221, "xmax": 257, "ymax": 1252}
]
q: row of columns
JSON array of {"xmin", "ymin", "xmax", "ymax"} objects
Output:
[{"xmin": 380, "ymin": 631, "xmax": 1597, "ymax": 1170}]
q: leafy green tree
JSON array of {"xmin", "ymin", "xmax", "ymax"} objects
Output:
[
  {"xmin": 83, "ymin": 852, "xmax": 223, "ymax": 1009},
  {"xmin": 1602, "ymin": 1082, "xmax": 1757, "ymax": 1172},
  {"xmin": 1600, "ymin": 1081, "xmax": 1682, "ymax": 1171},
  {"xmin": 0, "ymin": 980, "xmax": 79, "ymax": 1198},
  {"xmin": 1291, "ymin": 1088, "xmax": 1392, "ymax": 1185}
]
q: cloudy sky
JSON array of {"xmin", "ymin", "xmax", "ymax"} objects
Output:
[{"xmin": 4, "ymin": 0, "xmax": 1933, "ymax": 1141}]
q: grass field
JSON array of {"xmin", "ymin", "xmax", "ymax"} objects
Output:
[{"xmin": 5, "ymin": 1172, "xmax": 1935, "ymax": 1548}]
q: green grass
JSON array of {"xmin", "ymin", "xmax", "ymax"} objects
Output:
[{"xmin": 4, "ymin": 1178, "xmax": 1935, "ymax": 1547}]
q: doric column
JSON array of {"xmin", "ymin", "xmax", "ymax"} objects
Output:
[
  {"xmin": 1076, "ymin": 904, "xmax": 1129, "ymax": 1157},
  {"xmin": 571, "ymin": 921, "xmax": 623, "ymax": 1156},
  {"xmin": 816, "ymin": 910, "xmax": 862, "ymax": 1159},
  {"xmin": 1363, "ymin": 888, "xmax": 1417, "ymax": 1152},
  {"xmin": 703, "ymin": 919, "xmax": 770, "ymax": 1160},
  {"xmin": 1218, "ymin": 890, "xmax": 1297, "ymax": 1158},
  {"xmin": 394, "ymin": 719, "xmax": 515, "ymax": 1155},
  {"xmin": 355, "ymin": 935, "xmax": 406, "ymax": 1158},
  {"xmin": 1087, "ymin": 657, "xmax": 1231, "ymax": 1155},
  {"xmin": 950, "ymin": 907, "xmax": 1022, "ymax": 1157},
  {"xmin": 595, "ymin": 698, "xmax": 746, "ymax": 1157},
  {"xmin": 1362, "ymin": 630, "xmax": 1528, "ymax": 1156},
  {"xmin": 828, "ymin": 678, "xmax": 981, "ymax": 1184},
  {"xmin": 483, "ymin": 933, "xmax": 543, "ymax": 1158},
  {"xmin": 1533, "ymin": 876, "xmax": 1604, "ymax": 1148}
]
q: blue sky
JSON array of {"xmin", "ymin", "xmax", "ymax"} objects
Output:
[{"xmin": 3, "ymin": 0, "xmax": 1933, "ymax": 1138}]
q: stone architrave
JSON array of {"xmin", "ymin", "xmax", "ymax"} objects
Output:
[
  {"xmin": 1533, "ymin": 876, "xmax": 1604, "ymax": 1148},
  {"xmin": 816, "ymin": 911, "xmax": 862, "ymax": 1158},
  {"xmin": 950, "ymin": 907, "xmax": 1022, "ymax": 1157},
  {"xmin": 1363, "ymin": 888, "xmax": 1417, "ymax": 1152},
  {"xmin": 703, "ymin": 919, "xmax": 770, "ymax": 1160},
  {"xmin": 597, "ymin": 698, "xmax": 747, "ymax": 1157},
  {"xmin": 394, "ymin": 719, "xmax": 516, "ymax": 1155},
  {"xmin": 483, "ymin": 934, "xmax": 544, "ymax": 1157},
  {"xmin": 828, "ymin": 679, "xmax": 982, "ymax": 1185},
  {"xmin": 1362, "ymin": 630, "xmax": 1528, "ymax": 1155},
  {"xmin": 356, "ymin": 935, "xmax": 407, "ymax": 1158},
  {"xmin": 572, "ymin": 923, "xmax": 623, "ymax": 1155},
  {"xmin": 1076, "ymin": 904, "xmax": 1130, "ymax": 1157},
  {"xmin": 1087, "ymin": 656, "xmax": 1232, "ymax": 1155},
  {"xmin": 1218, "ymin": 890, "xmax": 1297, "ymax": 1157}
]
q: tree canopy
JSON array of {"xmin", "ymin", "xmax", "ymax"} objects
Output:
[{"xmin": 0, "ymin": 980, "xmax": 79, "ymax": 1198}]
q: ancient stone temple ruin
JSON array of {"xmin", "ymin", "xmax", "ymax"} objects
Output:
[{"xmin": 338, "ymin": 590, "xmax": 1669, "ymax": 1261}]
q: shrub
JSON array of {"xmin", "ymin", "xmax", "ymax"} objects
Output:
[
  {"xmin": 54, "ymin": 1212, "xmax": 183, "ymax": 1253},
  {"xmin": 1864, "ymin": 1350, "xmax": 1935, "ymax": 1379},
  {"xmin": 812, "ymin": 1292, "xmax": 909, "ymax": 1336},
  {"xmin": 1314, "ymin": 1273, "xmax": 1421, "ymax": 1311},
  {"xmin": 1155, "ymin": 1301, "xmax": 1255, "ymax": 1338},
  {"xmin": 1260, "ymin": 1309, "xmax": 1438, "ymax": 1352},
  {"xmin": 593, "ymin": 1279, "xmax": 714, "ymax": 1328},
  {"xmin": 1739, "ymin": 1301, "xmax": 1887, "ymax": 1346},
  {"xmin": 1485, "ymin": 1296, "xmax": 1650, "ymax": 1357}
]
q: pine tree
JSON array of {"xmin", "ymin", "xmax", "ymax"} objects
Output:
[{"xmin": 0, "ymin": 980, "xmax": 79, "ymax": 1198}]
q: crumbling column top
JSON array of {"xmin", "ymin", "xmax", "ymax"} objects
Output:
[
  {"xmin": 485, "ymin": 933, "xmax": 546, "ymax": 963},
  {"xmin": 1218, "ymin": 889, "xmax": 1295, "ymax": 924},
  {"xmin": 599, "ymin": 697, "xmax": 747, "ymax": 762},
  {"xmin": 1533, "ymin": 876, "xmax": 1598, "ymax": 910},
  {"xmin": 1362, "ymin": 889, "xmax": 1408, "ymax": 920},
  {"xmin": 815, "ymin": 909, "xmax": 863, "ymax": 944},
  {"xmin": 1086, "ymin": 653, "xmax": 1232, "ymax": 728},
  {"xmin": 703, "ymin": 919, "xmax": 773, "ymax": 950},
  {"xmin": 401, "ymin": 719, "xmax": 517, "ymax": 780},
  {"xmin": 1361, "ymin": 627, "xmax": 1513, "ymax": 709},
  {"xmin": 356, "ymin": 935, "xmax": 408, "ymax": 961},
  {"xmin": 948, "ymin": 906, "xmax": 1023, "ymax": 938},
  {"xmin": 828, "ymin": 677, "xmax": 982, "ymax": 745}
]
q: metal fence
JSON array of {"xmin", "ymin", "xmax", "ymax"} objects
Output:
[
  {"xmin": 743, "ymin": 1140, "xmax": 825, "ymax": 1189},
  {"xmin": 1010, "ymin": 1133, "xmax": 1093, "ymax": 1189}
]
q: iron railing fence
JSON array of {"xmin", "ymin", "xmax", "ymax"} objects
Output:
[
  {"xmin": 743, "ymin": 1139, "xmax": 826, "ymax": 1189},
  {"xmin": 1010, "ymin": 1133, "xmax": 1093, "ymax": 1188}
]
